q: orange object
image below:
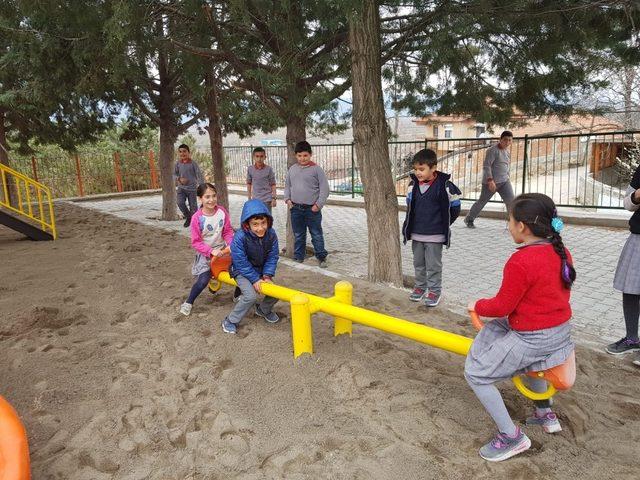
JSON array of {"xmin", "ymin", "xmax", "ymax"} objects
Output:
[
  {"xmin": 208, "ymin": 254, "xmax": 233, "ymax": 293},
  {"xmin": 210, "ymin": 254, "xmax": 232, "ymax": 278},
  {"xmin": 0, "ymin": 395, "xmax": 30, "ymax": 480},
  {"xmin": 468, "ymin": 310, "xmax": 576, "ymax": 391}
]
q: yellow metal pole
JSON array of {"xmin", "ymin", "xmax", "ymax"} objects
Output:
[
  {"xmin": 290, "ymin": 293, "xmax": 313, "ymax": 358},
  {"xmin": 333, "ymin": 281, "xmax": 353, "ymax": 336}
]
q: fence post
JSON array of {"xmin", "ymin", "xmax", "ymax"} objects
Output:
[
  {"xmin": 148, "ymin": 150, "xmax": 159, "ymax": 189},
  {"xmin": 521, "ymin": 134, "xmax": 529, "ymax": 194},
  {"xmin": 31, "ymin": 156, "xmax": 38, "ymax": 182},
  {"xmin": 351, "ymin": 142, "xmax": 355, "ymax": 198},
  {"xmin": 74, "ymin": 154, "xmax": 84, "ymax": 197},
  {"xmin": 113, "ymin": 152, "xmax": 123, "ymax": 193}
]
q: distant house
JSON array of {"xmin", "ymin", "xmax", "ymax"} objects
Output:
[{"xmin": 413, "ymin": 113, "xmax": 624, "ymax": 140}]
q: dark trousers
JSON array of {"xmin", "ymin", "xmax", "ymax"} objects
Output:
[
  {"xmin": 290, "ymin": 204, "xmax": 327, "ymax": 261},
  {"xmin": 187, "ymin": 270, "xmax": 211, "ymax": 304},
  {"xmin": 177, "ymin": 188, "xmax": 198, "ymax": 220}
]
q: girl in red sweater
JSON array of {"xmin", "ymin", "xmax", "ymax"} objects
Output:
[{"xmin": 464, "ymin": 193, "xmax": 576, "ymax": 462}]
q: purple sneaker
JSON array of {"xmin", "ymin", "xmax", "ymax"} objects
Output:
[
  {"xmin": 605, "ymin": 337, "xmax": 640, "ymax": 355},
  {"xmin": 479, "ymin": 428, "xmax": 531, "ymax": 462},
  {"xmin": 525, "ymin": 411, "xmax": 562, "ymax": 433}
]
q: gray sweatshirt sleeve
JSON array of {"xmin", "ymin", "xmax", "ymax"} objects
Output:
[
  {"xmin": 283, "ymin": 168, "xmax": 291, "ymax": 201},
  {"xmin": 173, "ymin": 161, "xmax": 179, "ymax": 182},
  {"xmin": 482, "ymin": 147, "xmax": 496, "ymax": 184},
  {"xmin": 316, "ymin": 166, "xmax": 330, "ymax": 208},
  {"xmin": 624, "ymin": 186, "xmax": 640, "ymax": 212}
]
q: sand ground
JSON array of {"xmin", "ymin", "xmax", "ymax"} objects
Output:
[{"xmin": 1, "ymin": 203, "xmax": 639, "ymax": 479}]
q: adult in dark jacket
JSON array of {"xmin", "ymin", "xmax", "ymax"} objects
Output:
[{"xmin": 222, "ymin": 200, "xmax": 279, "ymax": 334}]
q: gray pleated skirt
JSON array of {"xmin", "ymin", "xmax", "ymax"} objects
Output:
[
  {"xmin": 191, "ymin": 253, "xmax": 211, "ymax": 276},
  {"xmin": 613, "ymin": 233, "xmax": 640, "ymax": 294},
  {"xmin": 464, "ymin": 317, "xmax": 574, "ymax": 385}
]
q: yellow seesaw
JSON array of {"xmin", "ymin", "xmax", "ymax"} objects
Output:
[{"xmin": 209, "ymin": 257, "xmax": 575, "ymax": 400}]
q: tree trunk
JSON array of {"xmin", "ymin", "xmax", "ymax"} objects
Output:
[
  {"xmin": 349, "ymin": 0, "xmax": 403, "ymax": 286},
  {"xmin": 159, "ymin": 126, "xmax": 179, "ymax": 221},
  {"xmin": 205, "ymin": 69, "xmax": 229, "ymax": 210},
  {"xmin": 283, "ymin": 115, "xmax": 306, "ymax": 257}
]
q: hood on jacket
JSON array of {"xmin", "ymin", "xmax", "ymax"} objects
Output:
[
  {"xmin": 409, "ymin": 170, "xmax": 450, "ymax": 184},
  {"xmin": 240, "ymin": 199, "xmax": 273, "ymax": 229}
]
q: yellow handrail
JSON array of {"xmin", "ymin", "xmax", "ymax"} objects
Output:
[{"xmin": 0, "ymin": 162, "xmax": 57, "ymax": 239}]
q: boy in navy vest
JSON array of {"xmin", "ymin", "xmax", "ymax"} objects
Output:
[
  {"xmin": 402, "ymin": 149, "xmax": 462, "ymax": 307},
  {"xmin": 222, "ymin": 199, "xmax": 279, "ymax": 334}
]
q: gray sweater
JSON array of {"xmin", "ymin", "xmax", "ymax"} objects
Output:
[
  {"xmin": 284, "ymin": 163, "xmax": 330, "ymax": 208},
  {"xmin": 482, "ymin": 144, "xmax": 510, "ymax": 184},
  {"xmin": 174, "ymin": 160, "xmax": 204, "ymax": 192}
]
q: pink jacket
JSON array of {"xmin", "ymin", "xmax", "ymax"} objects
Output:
[{"xmin": 189, "ymin": 206, "xmax": 234, "ymax": 256}]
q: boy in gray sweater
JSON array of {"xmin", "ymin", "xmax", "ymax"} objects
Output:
[
  {"xmin": 284, "ymin": 141, "xmax": 330, "ymax": 267},
  {"xmin": 464, "ymin": 131, "xmax": 515, "ymax": 228},
  {"xmin": 173, "ymin": 144, "xmax": 204, "ymax": 227}
]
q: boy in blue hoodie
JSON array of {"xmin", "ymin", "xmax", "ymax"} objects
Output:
[
  {"xmin": 222, "ymin": 199, "xmax": 280, "ymax": 334},
  {"xmin": 402, "ymin": 149, "xmax": 462, "ymax": 307}
]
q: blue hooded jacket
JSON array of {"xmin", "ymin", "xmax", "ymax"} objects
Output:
[{"xmin": 230, "ymin": 199, "xmax": 279, "ymax": 284}]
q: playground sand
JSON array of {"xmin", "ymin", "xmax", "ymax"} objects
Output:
[{"xmin": 0, "ymin": 202, "xmax": 638, "ymax": 480}]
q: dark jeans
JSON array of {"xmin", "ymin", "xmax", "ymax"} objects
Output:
[
  {"xmin": 177, "ymin": 188, "xmax": 198, "ymax": 220},
  {"xmin": 290, "ymin": 204, "xmax": 327, "ymax": 261},
  {"xmin": 187, "ymin": 270, "xmax": 212, "ymax": 304}
]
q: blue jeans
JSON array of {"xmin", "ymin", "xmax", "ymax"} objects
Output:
[
  {"xmin": 290, "ymin": 204, "xmax": 327, "ymax": 261},
  {"xmin": 227, "ymin": 274, "xmax": 278, "ymax": 324}
]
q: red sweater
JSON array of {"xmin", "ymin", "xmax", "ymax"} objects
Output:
[{"xmin": 475, "ymin": 243, "xmax": 573, "ymax": 331}]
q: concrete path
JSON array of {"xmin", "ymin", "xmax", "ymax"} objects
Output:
[{"xmin": 74, "ymin": 193, "xmax": 631, "ymax": 346}]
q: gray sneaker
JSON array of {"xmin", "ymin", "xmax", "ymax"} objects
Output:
[
  {"xmin": 255, "ymin": 305, "xmax": 280, "ymax": 324},
  {"xmin": 479, "ymin": 428, "xmax": 531, "ymax": 462},
  {"xmin": 464, "ymin": 217, "xmax": 476, "ymax": 229},
  {"xmin": 409, "ymin": 288, "xmax": 426, "ymax": 302},
  {"xmin": 319, "ymin": 259, "xmax": 328, "ymax": 268},
  {"xmin": 605, "ymin": 337, "xmax": 640, "ymax": 355},
  {"xmin": 424, "ymin": 291, "xmax": 441, "ymax": 307},
  {"xmin": 525, "ymin": 411, "xmax": 562, "ymax": 433}
]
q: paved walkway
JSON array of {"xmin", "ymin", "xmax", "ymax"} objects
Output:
[{"xmin": 74, "ymin": 193, "xmax": 630, "ymax": 346}]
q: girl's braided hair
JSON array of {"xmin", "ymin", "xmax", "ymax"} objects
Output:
[{"xmin": 510, "ymin": 193, "xmax": 576, "ymax": 289}]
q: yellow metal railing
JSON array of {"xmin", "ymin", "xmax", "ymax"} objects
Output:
[
  {"xmin": 0, "ymin": 163, "xmax": 57, "ymax": 239},
  {"xmin": 213, "ymin": 271, "xmax": 570, "ymax": 400}
]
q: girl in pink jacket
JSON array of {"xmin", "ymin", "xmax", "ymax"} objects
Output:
[{"xmin": 179, "ymin": 183, "xmax": 234, "ymax": 316}]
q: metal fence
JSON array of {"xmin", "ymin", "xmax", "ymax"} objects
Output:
[
  {"xmin": 226, "ymin": 130, "xmax": 640, "ymax": 209},
  {"xmin": 9, "ymin": 150, "xmax": 160, "ymax": 198},
  {"xmin": 6, "ymin": 130, "xmax": 639, "ymax": 208}
]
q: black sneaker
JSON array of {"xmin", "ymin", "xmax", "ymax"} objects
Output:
[
  {"xmin": 464, "ymin": 217, "xmax": 475, "ymax": 229},
  {"xmin": 605, "ymin": 337, "xmax": 640, "ymax": 355}
]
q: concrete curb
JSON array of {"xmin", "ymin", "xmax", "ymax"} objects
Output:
[{"xmin": 64, "ymin": 184, "xmax": 630, "ymax": 229}]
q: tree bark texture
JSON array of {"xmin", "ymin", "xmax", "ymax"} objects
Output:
[
  {"xmin": 283, "ymin": 115, "xmax": 306, "ymax": 257},
  {"xmin": 349, "ymin": 0, "xmax": 403, "ymax": 286},
  {"xmin": 159, "ymin": 126, "xmax": 179, "ymax": 221},
  {"xmin": 205, "ymin": 70, "xmax": 229, "ymax": 210}
]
